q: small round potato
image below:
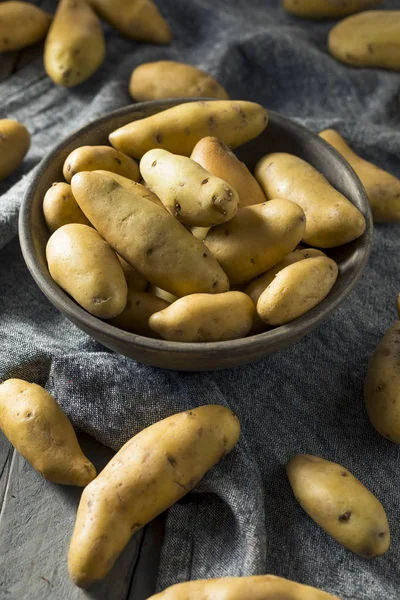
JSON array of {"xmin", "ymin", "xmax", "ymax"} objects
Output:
[
  {"xmin": 43, "ymin": 182, "xmax": 91, "ymax": 232},
  {"xmin": 46, "ymin": 224, "xmax": 127, "ymax": 318},
  {"xmin": 108, "ymin": 290, "xmax": 169, "ymax": 337},
  {"xmin": 191, "ymin": 137, "xmax": 266, "ymax": 207},
  {"xmin": 129, "ymin": 61, "xmax": 228, "ymax": 102},
  {"xmin": 286, "ymin": 455, "xmax": 390, "ymax": 558},
  {"xmin": 257, "ymin": 256, "xmax": 338, "ymax": 326},
  {"xmin": 0, "ymin": 119, "xmax": 30, "ymax": 180},
  {"xmin": 140, "ymin": 149, "xmax": 239, "ymax": 227},
  {"xmin": 94, "ymin": 170, "xmax": 164, "ymax": 207},
  {"xmin": 148, "ymin": 575, "xmax": 341, "ymax": 600},
  {"xmin": 205, "ymin": 199, "xmax": 306, "ymax": 284},
  {"xmin": 149, "ymin": 292, "xmax": 255, "ymax": 342},
  {"xmin": 118, "ymin": 256, "xmax": 148, "ymax": 292},
  {"xmin": 364, "ymin": 321, "xmax": 400, "ymax": 443},
  {"xmin": 282, "ymin": 0, "xmax": 381, "ymax": 19},
  {"xmin": 63, "ymin": 146, "xmax": 139, "ymax": 183},
  {"xmin": 0, "ymin": 1, "xmax": 51, "ymax": 52},
  {"xmin": 0, "ymin": 379, "xmax": 96, "ymax": 486}
]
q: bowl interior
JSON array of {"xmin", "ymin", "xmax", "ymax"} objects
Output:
[{"xmin": 19, "ymin": 99, "xmax": 373, "ymax": 370}]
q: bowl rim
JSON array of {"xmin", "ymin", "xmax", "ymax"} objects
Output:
[{"xmin": 19, "ymin": 99, "xmax": 373, "ymax": 358}]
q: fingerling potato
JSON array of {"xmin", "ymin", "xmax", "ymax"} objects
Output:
[
  {"xmin": 108, "ymin": 289, "xmax": 169, "ymax": 337},
  {"xmin": 43, "ymin": 182, "xmax": 91, "ymax": 232},
  {"xmin": 0, "ymin": 119, "xmax": 30, "ymax": 180},
  {"xmin": 94, "ymin": 170, "xmax": 164, "ymax": 207},
  {"xmin": 286, "ymin": 454, "xmax": 390, "ymax": 558},
  {"xmin": 0, "ymin": 1, "xmax": 51, "ymax": 52},
  {"xmin": 0, "ymin": 379, "xmax": 96, "ymax": 486},
  {"xmin": 63, "ymin": 146, "xmax": 139, "ymax": 183}
]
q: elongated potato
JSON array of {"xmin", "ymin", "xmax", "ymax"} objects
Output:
[
  {"xmin": 71, "ymin": 172, "xmax": 229, "ymax": 297},
  {"xmin": 63, "ymin": 146, "xmax": 139, "ymax": 183},
  {"xmin": 118, "ymin": 256, "xmax": 148, "ymax": 292},
  {"xmin": 0, "ymin": 119, "xmax": 30, "ymax": 180},
  {"xmin": 129, "ymin": 61, "xmax": 228, "ymax": 102},
  {"xmin": 90, "ymin": 0, "xmax": 171, "ymax": 44},
  {"xmin": 286, "ymin": 455, "xmax": 390, "ymax": 558},
  {"xmin": 46, "ymin": 224, "xmax": 127, "ymax": 318},
  {"xmin": 43, "ymin": 182, "xmax": 91, "ymax": 232},
  {"xmin": 319, "ymin": 129, "xmax": 400, "ymax": 223},
  {"xmin": 68, "ymin": 405, "xmax": 240, "ymax": 587},
  {"xmin": 283, "ymin": 0, "xmax": 381, "ymax": 19},
  {"xmin": 108, "ymin": 290, "xmax": 169, "ymax": 337},
  {"xmin": 44, "ymin": 0, "xmax": 105, "ymax": 87},
  {"xmin": 0, "ymin": 379, "xmax": 96, "ymax": 486},
  {"xmin": 148, "ymin": 285, "xmax": 178, "ymax": 304},
  {"xmin": 245, "ymin": 248, "xmax": 326, "ymax": 305},
  {"xmin": 364, "ymin": 321, "xmax": 400, "ymax": 443},
  {"xmin": 148, "ymin": 575, "xmax": 341, "ymax": 600},
  {"xmin": 0, "ymin": 1, "xmax": 51, "ymax": 52},
  {"xmin": 255, "ymin": 153, "xmax": 366, "ymax": 248},
  {"xmin": 110, "ymin": 100, "xmax": 268, "ymax": 159},
  {"xmin": 94, "ymin": 170, "xmax": 163, "ymax": 207},
  {"xmin": 191, "ymin": 137, "xmax": 266, "ymax": 207},
  {"xmin": 140, "ymin": 149, "xmax": 238, "ymax": 227},
  {"xmin": 205, "ymin": 199, "xmax": 305, "ymax": 284},
  {"xmin": 328, "ymin": 11, "xmax": 400, "ymax": 71},
  {"xmin": 149, "ymin": 292, "xmax": 255, "ymax": 342},
  {"xmin": 257, "ymin": 256, "xmax": 338, "ymax": 326}
]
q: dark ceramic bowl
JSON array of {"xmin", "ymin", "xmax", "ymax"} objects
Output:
[{"xmin": 19, "ymin": 99, "xmax": 373, "ymax": 371}]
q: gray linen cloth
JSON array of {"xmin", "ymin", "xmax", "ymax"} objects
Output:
[{"xmin": 1, "ymin": 1, "xmax": 400, "ymax": 598}]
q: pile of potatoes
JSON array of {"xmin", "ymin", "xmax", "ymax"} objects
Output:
[{"xmin": 43, "ymin": 100, "xmax": 367, "ymax": 343}]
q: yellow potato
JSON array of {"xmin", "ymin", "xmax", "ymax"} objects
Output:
[
  {"xmin": 328, "ymin": 11, "xmax": 400, "ymax": 71},
  {"xmin": 108, "ymin": 290, "xmax": 169, "ymax": 337},
  {"xmin": 245, "ymin": 248, "xmax": 326, "ymax": 306},
  {"xmin": 46, "ymin": 223, "xmax": 127, "ymax": 318},
  {"xmin": 109, "ymin": 100, "xmax": 268, "ymax": 159},
  {"xmin": 44, "ymin": 0, "xmax": 105, "ymax": 87},
  {"xmin": 319, "ymin": 129, "xmax": 400, "ymax": 223},
  {"xmin": 63, "ymin": 146, "xmax": 139, "ymax": 183},
  {"xmin": 0, "ymin": 379, "xmax": 96, "ymax": 486},
  {"xmin": 148, "ymin": 285, "xmax": 178, "ymax": 304},
  {"xmin": 71, "ymin": 172, "xmax": 229, "ymax": 297},
  {"xmin": 148, "ymin": 575, "xmax": 341, "ymax": 600},
  {"xmin": 89, "ymin": 0, "xmax": 172, "ymax": 44},
  {"xmin": 205, "ymin": 199, "xmax": 305, "ymax": 284},
  {"xmin": 94, "ymin": 170, "xmax": 164, "ymax": 207},
  {"xmin": 257, "ymin": 256, "xmax": 338, "ymax": 326},
  {"xmin": 68, "ymin": 405, "xmax": 240, "ymax": 587},
  {"xmin": 191, "ymin": 137, "xmax": 266, "ymax": 207},
  {"xmin": 0, "ymin": 119, "xmax": 30, "ymax": 180},
  {"xmin": 255, "ymin": 152, "xmax": 366, "ymax": 248},
  {"xmin": 118, "ymin": 255, "xmax": 148, "ymax": 292},
  {"xmin": 43, "ymin": 182, "xmax": 91, "ymax": 232},
  {"xmin": 283, "ymin": 0, "xmax": 381, "ymax": 19},
  {"xmin": 286, "ymin": 454, "xmax": 390, "ymax": 558},
  {"xmin": 129, "ymin": 61, "xmax": 228, "ymax": 102},
  {"xmin": 0, "ymin": 1, "xmax": 51, "ymax": 52},
  {"xmin": 140, "ymin": 149, "xmax": 239, "ymax": 227},
  {"xmin": 364, "ymin": 321, "xmax": 400, "ymax": 443},
  {"xmin": 149, "ymin": 291, "xmax": 255, "ymax": 342}
]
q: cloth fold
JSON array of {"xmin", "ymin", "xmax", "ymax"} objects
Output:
[{"xmin": 1, "ymin": 1, "xmax": 400, "ymax": 598}]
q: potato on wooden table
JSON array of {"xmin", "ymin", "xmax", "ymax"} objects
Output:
[
  {"xmin": 149, "ymin": 292, "xmax": 255, "ymax": 342},
  {"xmin": 44, "ymin": 0, "xmax": 105, "ymax": 87},
  {"xmin": 109, "ymin": 100, "xmax": 268, "ymax": 159},
  {"xmin": 328, "ymin": 11, "xmax": 400, "ymax": 71},
  {"xmin": 255, "ymin": 152, "xmax": 366, "ymax": 248},
  {"xmin": 129, "ymin": 61, "xmax": 228, "ymax": 101},
  {"xmin": 191, "ymin": 136, "xmax": 266, "ymax": 207},
  {"xmin": 287, "ymin": 454, "xmax": 390, "ymax": 558},
  {"xmin": 71, "ymin": 172, "xmax": 229, "ymax": 297},
  {"xmin": 89, "ymin": 0, "xmax": 172, "ymax": 44},
  {"xmin": 108, "ymin": 289, "xmax": 169, "ymax": 337},
  {"xmin": 205, "ymin": 199, "xmax": 305, "ymax": 284},
  {"xmin": 43, "ymin": 182, "xmax": 91, "ymax": 232},
  {"xmin": 0, "ymin": 1, "xmax": 51, "ymax": 52},
  {"xmin": 148, "ymin": 575, "xmax": 341, "ymax": 600},
  {"xmin": 63, "ymin": 146, "xmax": 139, "ymax": 183},
  {"xmin": 68, "ymin": 405, "xmax": 240, "ymax": 587},
  {"xmin": 0, "ymin": 119, "xmax": 30, "ymax": 180},
  {"xmin": 0, "ymin": 379, "xmax": 96, "ymax": 486},
  {"xmin": 46, "ymin": 223, "xmax": 127, "ymax": 318},
  {"xmin": 282, "ymin": 0, "xmax": 381, "ymax": 19},
  {"xmin": 319, "ymin": 129, "xmax": 400, "ymax": 223},
  {"xmin": 140, "ymin": 149, "xmax": 238, "ymax": 227}
]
